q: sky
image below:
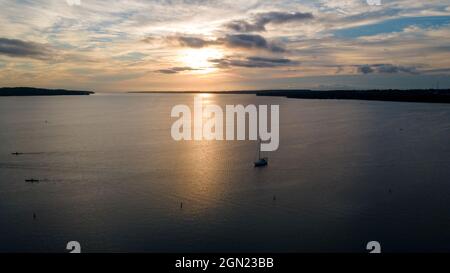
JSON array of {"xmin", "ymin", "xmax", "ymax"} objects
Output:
[{"xmin": 0, "ymin": 0, "xmax": 449, "ymax": 92}]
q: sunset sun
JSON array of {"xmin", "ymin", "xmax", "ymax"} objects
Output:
[{"xmin": 178, "ymin": 48, "xmax": 223, "ymax": 73}]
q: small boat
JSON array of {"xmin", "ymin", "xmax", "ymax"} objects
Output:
[
  {"xmin": 254, "ymin": 139, "xmax": 268, "ymax": 167},
  {"xmin": 11, "ymin": 152, "xmax": 23, "ymax": 155},
  {"xmin": 254, "ymin": 158, "xmax": 268, "ymax": 167},
  {"xmin": 25, "ymin": 179, "xmax": 40, "ymax": 183}
]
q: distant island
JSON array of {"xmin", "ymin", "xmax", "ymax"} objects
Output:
[
  {"xmin": 256, "ymin": 89, "xmax": 450, "ymax": 103},
  {"xmin": 132, "ymin": 89, "xmax": 450, "ymax": 103},
  {"xmin": 0, "ymin": 87, "xmax": 94, "ymax": 96}
]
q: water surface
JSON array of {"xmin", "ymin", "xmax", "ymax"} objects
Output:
[{"xmin": 1, "ymin": 93, "xmax": 450, "ymax": 252}]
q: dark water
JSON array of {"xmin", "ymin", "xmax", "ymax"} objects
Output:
[{"xmin": 0, "ymin": 93, "xmax": 450, "ymax": 253}]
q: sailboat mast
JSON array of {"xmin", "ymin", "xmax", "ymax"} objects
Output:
[{"xmin": 258, "ymin": 138, "xmax": 261, "ymax": 159}]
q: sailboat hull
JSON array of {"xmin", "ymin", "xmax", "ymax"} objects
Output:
[{"xmin": 254, "ymin": 158, "xmax": 268, "ymax": 167}]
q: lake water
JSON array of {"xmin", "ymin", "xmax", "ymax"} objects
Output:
[{"xmin": 0, "ymin": 93, "xmax": 450, "ymax": 253}]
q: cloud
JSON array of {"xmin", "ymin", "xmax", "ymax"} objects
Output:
[
  {"xmin": 225, "ymin": 11, "xmax": 314, "ymax": 32},
  {"xmin": 114, "ymin": 52, "xmax": 146, "ymax": 62},
  {"xmin": 66, "ymin": 0, "xmax": 81, "ymax": 6},
  {"xmin": 423, "ymin": 67, "xmax": 450, "ymax": 74},
  {"xmin": 168, "ymin": 36, "xmax": 217, "ymax": 48},
  {"xmin": 219, "ymin": 34, "xmax": 285, "ymax": 52},
  {"xmin": 141, "ymin": 36, "xmax": 156, "ymax": 44},
  {"xmin": 210, "ymin": 56, "xmax": 297, "ymax": 68},
  {"xmin": 357, "ymin": 64, "xmax": 420, "ymax": 74},
  {"xmin": 358, "ymin": 64, "xmax": 375, "ymax": 74},
  {"xmin": 166, "ymin": 34, "xmax": 285, "ymax": 52},
  {"xmin": 246, "ymin": 56, "xmax": 292, "ymax": 64},
  {"xmin": 155, "ymin": 66, "xmax": 198, "ymax": 74},
  {"xmin": 0, "ymin": 38, "xmax": 53, "ymax": 60}
]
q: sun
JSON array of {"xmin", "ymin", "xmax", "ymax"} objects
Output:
[{"xmin": 178, "ymin": 48, "xmax": 223, "ymax": 74}]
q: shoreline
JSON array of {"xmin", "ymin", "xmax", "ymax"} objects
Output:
[
  {"xmin": 0, "ymin": 87, "xmax": 94, "ymax": 96},
  {"xmin": 130, "ymin": 89, "xmax": 450, "ymax": 103}
]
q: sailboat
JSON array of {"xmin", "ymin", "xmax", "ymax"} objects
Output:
[{"xmin": 254, "ymin": 139, "xmax": 268, "ymax": 167}]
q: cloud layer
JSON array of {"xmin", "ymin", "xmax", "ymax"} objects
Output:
[
  {"xmin": 210, "ymin": 56, "xmax": 296, "ymax": 68},
  {"xmin": 0, "ymin": 0, "xmax": 449, "ymax": 91},
  {"xmin": 357, "ymin": 64, "xmax": 420, "ymax": 75},
  {"xmin": 225, "ymin": 11, "xmax": 314, "ymax": 32},
  {"xmin": 155, "ymin": 66, "xmax": 198, "ymax": 74}
]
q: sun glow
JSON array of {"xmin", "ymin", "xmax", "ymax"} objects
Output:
[{"xmin": 178, "ymin": 48, "xmax": 223, "ymax": 74}]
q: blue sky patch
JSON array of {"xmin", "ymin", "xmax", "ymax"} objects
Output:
[{"xmin": 334, "ymin": 16, "xmax": 450, "ymax": 38}]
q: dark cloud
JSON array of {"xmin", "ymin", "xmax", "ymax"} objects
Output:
[
  {"xmin": 358, "ymin": 64, "xmax": 419, "ymax": 75},
  {"xmin": 155, "ymin": 66, "xmax": 198, "ymax": 74},
  {"xmin": 210, "ymin": 56, "xmax": 297, "ymax": 68},
  {"xmin": 358, "ymin": 65, "xmax": 375, "ymax": 74},
  {"xmin": 156, "ymin": 69, "xmax": 178, "ymax": 74},
  {"xmin": 225, "ymin": 11, "xmax": 314, "ymax": 32},
  {"xmin": 377, "ymin": 64, "xmax": 419, "ymax": 74},
  {"xmin": 219, "ymin": 34, "xmax": 285, "ymax": 52},
  {"xmin": 0, "ymin": 38, "xmax": 52, "ymax": 60},
  {"xmin": 246, "ymin": 56, "xmax": 292, "ymax": 64},
  {"xmin": 225, "ymin": 21, "xmax": 263, "ymax": 33},
  {"xmin": 167, "ymin": 34, "xmax": 285, "ymax": 53}
]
